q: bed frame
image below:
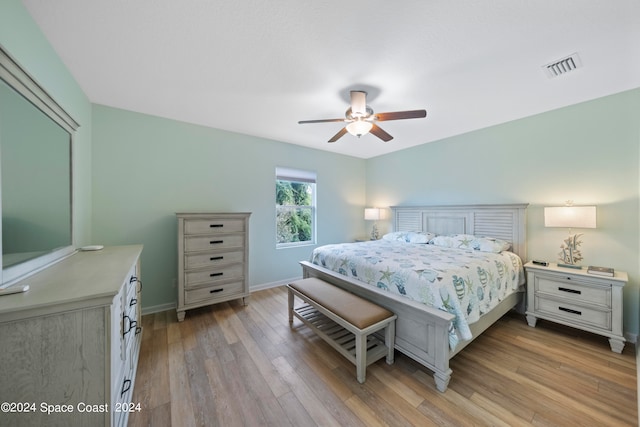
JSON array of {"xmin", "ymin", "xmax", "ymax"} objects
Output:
[{"xmin": 300, "ymin": 203, "xmax": 528, "ymax": 392}]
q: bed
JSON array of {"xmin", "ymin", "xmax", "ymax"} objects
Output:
[{"xmin": 300, "ymin": 204, "xmax": 528, "ymax": 392}]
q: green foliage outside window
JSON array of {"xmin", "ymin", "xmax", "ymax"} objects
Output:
[{"xmin": 276, "ymin": 180, "xmax": 314, "ymax": 244}]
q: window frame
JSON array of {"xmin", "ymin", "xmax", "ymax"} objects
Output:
[{"xmin": 275, "ymin": 167, "xmax": 317, "ymax": 249}]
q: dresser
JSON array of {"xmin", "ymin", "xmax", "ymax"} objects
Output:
[
  {"xmin": 177, "ymin": 212, "xmax": 250, "ymax": 322},
  {"xmin": 0, "ymin": 245, "xmax": 143, "ymax": 427},
  {"xmin": 524, "ymin": 261, "xmax": 627, "ymax": 353}
]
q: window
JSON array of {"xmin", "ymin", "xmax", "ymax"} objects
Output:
[{"xmin": 276, "ymin": 167, "xmax": 316, "ymax": 247}]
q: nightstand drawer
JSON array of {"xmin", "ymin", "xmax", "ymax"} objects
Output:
[
  {"xmin": 535, "ymin": 296, "xmax": 611, "ymax": 331},
  {"xmin": 535, "ymin": 275, "xmax": 611, "ymax": 306}
]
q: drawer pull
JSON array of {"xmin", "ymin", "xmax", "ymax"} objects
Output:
[
  {"xmin": 210, "ymin": 224, "xmax": 224, "ymax": 228},
  {"xmin": 210, "ymin": 272, "xmax": 224, "ymax": 277},
  {"xmin": 210, "ymin": 256, "xmax": 224, "ymax": 261},
  {"xmin": 130, "ymin": 276, "xmax": 143, "ymax": 291},
  {"xmin": 210, "ymin": 288, "xmax": 224, "ymax": 294},
  {"xmin": 210, "ymin": 240, "xmax": 224, "ymax": 245},
  {"xmin": 121, "ymin": 379, "xmax": 131, "ymax": 397},
  {"xmin": 558, "ymin": 287, "xmax": 581, "ymax": 295},
  {"xmin": 129, "ymin": 298, "xmax": 138, "ymax": 306},
  {"xmin": 559, "ymin": 307, "xmax": 582, "ymax": 316},
  {"xmin": 123, "ymin": 315, "xmax": 138, "ymax": 336}
]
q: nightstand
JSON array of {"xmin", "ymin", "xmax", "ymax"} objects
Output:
[{"xmin": 524, "ymin": 261, "xmax": 627, "ymax": 353}]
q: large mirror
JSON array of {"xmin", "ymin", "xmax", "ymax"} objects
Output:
[{"xmin": 0, "ymin": 45, "xmax": 78, "ymax": 287}]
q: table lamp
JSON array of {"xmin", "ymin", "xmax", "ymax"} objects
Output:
[
  {"xmin": 544, "ymin": 203, "xmax": 596, "ymax": 268},
  {"xmin": 364, "ymin": 208, "xmax": 381, "ymax": 240}
]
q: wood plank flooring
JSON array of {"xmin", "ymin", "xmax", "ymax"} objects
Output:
[{"xmin": 129, "ymin": 286, "xmax": 637, "ymax": 426}]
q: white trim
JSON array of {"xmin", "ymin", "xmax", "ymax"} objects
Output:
[
  {"xmin": 275, "ymin": 166, "xmax": 317, "ymax": 183},
  {"xmin": 141, "ymin": 302, "xmax": 176, "ymax": 316},
  {"xmin": 250, "ymin": 277, "xmax": 301, "ymax": 292}
]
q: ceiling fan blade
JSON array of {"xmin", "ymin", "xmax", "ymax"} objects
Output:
[
  {"xmin": 328, "ymin": 127, "xmax": 348, "ymax": 143},
  {"xmin": 370, "ymin": 124, "xmax": 393, "ymax": 142},
  {"xmin": 350, "ymin": 91, "xmax": 367, "ymax": 116},
  {"xmin": 375, "ymin": 109, "xmax": 427, "ymax": 121},
  {"xmin": 298, "ymin": 118, "xmax": 345, "ymax": 124}
]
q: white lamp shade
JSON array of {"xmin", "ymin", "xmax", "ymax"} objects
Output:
[
  {"xmin": 544, "ymin": 206, "xmax": 596, "ymax": 228},
  {"xmin": 364, "ymin": 208, "xmax": 381, "ymax": 221},
  {"xmin": 346, "ymin": 120, "xmax": 373, "ymax": 137}
]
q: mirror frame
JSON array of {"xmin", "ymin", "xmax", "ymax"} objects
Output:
[{"xmin": 0, "ymin": 44, "xmax": 79, "ymax": 287}]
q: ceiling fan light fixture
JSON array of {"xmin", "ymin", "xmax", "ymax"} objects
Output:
[{"xmin": 346, "ymin": 120, "xmax": 373, "ymax": 137}]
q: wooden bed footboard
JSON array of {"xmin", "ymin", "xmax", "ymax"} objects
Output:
[
  {"xmin": 300, "ymin": 261, "xmax": 524, "ymax": 392},
  {"xmin": 300, "ymin": 260, "xmax": 456, "ymax": 391}
]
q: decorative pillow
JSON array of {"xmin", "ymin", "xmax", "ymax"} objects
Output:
[
  {"xmin": 430, "ymin": 234, "xmax": 511, "ymax": 253},
  {"xmin": 382, "ymin": 231, "xmax": 412, "ymax": 242},
  {"xmin": 473, "ymin": 237, "xmax": 511, "ymax": 253},
  {"xmin": 430, "ymin": 234, "xmax": 476, "ymax": 250},
  {"xmin": 381, "ymin": 231, "xmax": 437, "ymax": 243},
  {"xmin": 406, "ymin": 231, "xmax": 437, "ymax": 244}
]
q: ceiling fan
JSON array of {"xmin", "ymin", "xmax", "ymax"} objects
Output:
[{"xmin": 298, "ymin": 90, "xmax": 427, "ymax": 143}]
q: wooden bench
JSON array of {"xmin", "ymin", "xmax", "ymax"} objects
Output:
[{"xmin": 287, "ymin": 277, "xmax": 397, "ymax": 383}]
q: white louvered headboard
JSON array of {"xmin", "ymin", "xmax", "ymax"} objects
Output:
[{"xmin": 391, "ymin": 204, "xmax": 528, "ymax": 260}]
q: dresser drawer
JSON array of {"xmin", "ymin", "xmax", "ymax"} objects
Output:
[
  {"xmin": 184, "ymin": 218, "xmax": 246, "ymax": 235},
  {"xmin": 185, "ymin": 264, "xmax": 244, "ymax": 287},
  {"xmin": 184, "ymin": 250, "xmax": 244, "ymax": 270},
  {"xmin": 534, "ymin": 296, "xmax": 611, "ymax": 331},
  {"xmin": 185, "ymin": 281, "xmax": 245, "ymax": 304},
  {"xmin": 184, "ymin": 234, "xmax": 245, "ymax": 252},
  {"xmin": 534, "ymin": 275, "xmax": 611, "ymax": 307}
]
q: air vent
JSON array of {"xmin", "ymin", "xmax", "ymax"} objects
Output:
[{"xmin": 543, "ymin": 53, "xmax": 582, "ymax": 78}]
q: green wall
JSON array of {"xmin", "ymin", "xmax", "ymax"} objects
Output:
[
  {"xmin": 91, "ymin": 105, "xmax": 366, "ymax": 309},
  {"xmin": 366, "ymin": 88, "xmax": 640, "ymax": 337}
]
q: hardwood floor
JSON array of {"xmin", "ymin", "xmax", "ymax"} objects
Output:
[{"xmin": 129, "ymin": 286, "xmax": 637, "ymax": 426}]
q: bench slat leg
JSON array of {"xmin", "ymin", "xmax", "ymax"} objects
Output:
[
  {"xmin": 288, "ymin": 287, "xmax": 294, "ymax": 324},
  {"xmin": 385, "ymin": 321, "xmax": 395, "ymax": 365},
  {"xmin": 356, "ymin": 333, "xmax": 367, "ymax": 383}
]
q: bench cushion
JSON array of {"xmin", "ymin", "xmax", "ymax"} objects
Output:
[{"xmin": 289, "ymin": 278, "xmax": 394, "ymax": 329}]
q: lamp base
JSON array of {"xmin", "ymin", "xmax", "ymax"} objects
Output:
[
  {"xmin": 557, "ymin": 263, "xmax": 582, "ymax": 270},
  {"xmin": 370, "ymin": 223, "xmax": 379, "ymax": 240}
]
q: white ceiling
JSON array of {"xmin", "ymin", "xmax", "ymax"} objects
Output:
[{"xmin": 22, "ymin": 0, "xmax": 640, "ymax": 159}]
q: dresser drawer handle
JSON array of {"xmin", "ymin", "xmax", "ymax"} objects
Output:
[
  {"xmin": 210, "ymin": 288, "xmax": 224, "ymax": 294},
  {"xmin": 210, "ymin": 240, "xmax": 224, "ymax": 245},
  {"xmin": 130, "ymin": 276, "xmax": 143, "ymax": 291},
  {"xmin": 210, "ymin": 256, "xmax": 224, "ymax": 261},
  {"xmin": 123, "ymin": 315, "xmax": 138, "ymax": 337},
  {"xmin": 558, "ymin": 287, "xmax": 581, "ymax": 295},
  {"xmin": 210, "ymin": 272, "xmax": 223, "ymax": 277},
  {"xmin": 210, "ymin": 224, "xmax": 224, "ymax": 228},
  {"xmin": 129, "ymin": 298, "xmax": 138, "ymax": 306},
  {"xmin": 559, "ymin": 307, "xmax": 582, "ymax": 316},
  {"xmin": 121, "ymin": 379, "xmax": 131, "ymax": 397}
]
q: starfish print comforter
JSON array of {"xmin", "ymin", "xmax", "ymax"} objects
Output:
[{"xmin": 310, "ymin": 239, "xmax": 525, "ymax": 349}]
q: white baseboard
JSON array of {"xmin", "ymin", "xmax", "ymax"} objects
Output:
[
  {"xmin": 624, "ymin": 331, "xmax": 638, "ymax": 344},
  {"xmin": 250, "ymin": 276, "xmax": 302, "ymax": 292},
  {"xmin": 141, "ymin": 302, "xmax": 176, "ymax": 316}
]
